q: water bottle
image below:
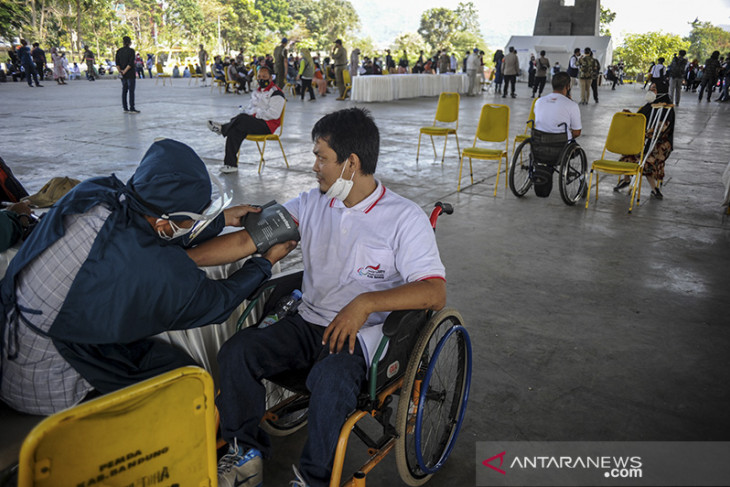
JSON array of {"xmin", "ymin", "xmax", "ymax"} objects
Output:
[
  {"xmin": 238, "ymin": 105, "xmax": 244, "ymax": 113},
  {"xmin": 259, "ymin": 289, "xmax": 302, "ymax": 328}
]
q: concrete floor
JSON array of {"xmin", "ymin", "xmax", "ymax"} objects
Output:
[{"xmin": 1, "ymin": 76, "xmax": 729, "ymax": 486}]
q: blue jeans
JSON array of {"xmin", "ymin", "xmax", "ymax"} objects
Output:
[
  {"xmin": 217, "ymin": 314, "xmax": 367, "ymax": 487},
  {"xmin": 121, "ymin": 78, "xmax": 136, "ymax": 110}
]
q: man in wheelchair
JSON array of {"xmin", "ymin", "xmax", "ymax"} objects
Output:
[
  {"xmin": 212, "ymin": 108, "xmax": 447, "ymax": 487},
  {"xmin": 531, "ymin": 72, "xmax": 582, "ymax": 196}
]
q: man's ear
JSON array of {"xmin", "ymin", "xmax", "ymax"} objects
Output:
[{"xmin": 347, "ymin": 153, "xmax": 361, "ymax": 173}]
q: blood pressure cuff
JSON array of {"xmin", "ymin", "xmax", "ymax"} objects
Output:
[{"xmin": 243, "ymin": 200, "xmax": 300, "ymax": 254}]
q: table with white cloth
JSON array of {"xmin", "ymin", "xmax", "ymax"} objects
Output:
[{"xmin": 351, "ymin": 74, "xmax": 469, "ymax": 102}]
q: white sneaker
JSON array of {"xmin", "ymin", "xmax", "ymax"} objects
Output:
[
  {"xmin": 207, "ymin": 120, "xmax": 222, "ymax": 135},
  {"xmin": 217, "ymin": 442, "xmax": 263, "ymax": 487},
  {"xmin": 220, "ymin": 165, "xmax": 238, "ymax": 174},
  {"xmin": 289, "ymin": 465, "xmax": 309, "ymax": 487}
]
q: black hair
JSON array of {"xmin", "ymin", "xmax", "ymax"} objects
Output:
[
  {"xmin": 311, "ymin": 108, "xmax": 380, "ymax": 175},
  {"xmin": 711, "ymin": 50, "xmax": 720, "ymax": 59},
  {"xmin": 552, "ymin": 72, "xmax": 571, "ymax": 91},
  {"xmin": 540, "ymin": 50, "xmax": 546, "ymax": 56},
  {"xmin": 658, "ymin": 57, "xmax": 665, "ymax": 63},
  {"xmin": 679, "ymin": 50, "xmax": 686, "ymax": 57}
]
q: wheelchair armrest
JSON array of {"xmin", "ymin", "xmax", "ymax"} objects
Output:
[
  {"xmin": 236, "ymin": 269, "xmax": 304, "ymax": 331},
  {"xmin": 382, "ymin": 310, "xmax": 428, "ymax": 337}
]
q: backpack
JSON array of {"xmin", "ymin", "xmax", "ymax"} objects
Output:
[
  {"xmin": 668, "ymin": 57, "xmax": 687, "ymax": 78},
  {"xmin": 0, "ymin": 156, "xmax": 29, "ymax": 203}
]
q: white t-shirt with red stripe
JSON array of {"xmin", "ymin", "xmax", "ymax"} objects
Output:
[{"xmin": 283, "ymin": 179, "xmax": 446, "ymax": 364}]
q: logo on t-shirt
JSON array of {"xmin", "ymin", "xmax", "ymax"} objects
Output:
[{"xmin": 357, "ymin": 264, "xmax": 385, "ymax": 279}]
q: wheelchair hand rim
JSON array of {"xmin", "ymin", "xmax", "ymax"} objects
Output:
[{"xmin": 414, "ymin": 325, "xmax": 473, "ymax": 474}]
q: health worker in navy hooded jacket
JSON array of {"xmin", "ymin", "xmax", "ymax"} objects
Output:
[{"xmin": 0, "ymin": 139, "xmax": 296, "ymax": 415}]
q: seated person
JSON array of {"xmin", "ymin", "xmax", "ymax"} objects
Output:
[
  {"xmin": 226, "ymin": 60, "xmax": 242, "ymax": 93},
  {"xmin": 0, "ymin": 139, "xmax": 296, "ymax": 415},
  {"xmin": 172, "ymin": 65, "xmax": 181, "ymax": 78},
  {"xmin": 213, "ymin": 56, "xmax": 225, "ymax": 81},
  {"xmin": 313, "ymin": 62, "xmax": 327, "ymax": 96},
  {"xmin": 614, "ymin": 83, "xmax": 675, "ymax": 199},
  {"xmin": 531, "ymin": 72, "xmax": 582, "ymax": 196},
  {"xmin": 193, "ymin": 107, "xmax": 447, "ymax": 487},
  {"xmin": 207, "ymin": 66, "xmax": 285, "ymax": 174},
  {"xmin": 183, "ymin": 66, "xmax": 191, "ymax": 78},
  {"xmin": 70, "ymin": 62, "xmax": 81, "ymax": 80}
]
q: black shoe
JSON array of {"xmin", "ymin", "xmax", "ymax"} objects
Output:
[
  {"xmin": 128, "ymin": 109, "xmax": 140, "ymax": 114},
  {"xmin": 36, "ymin": 84, "xmax": 43, "ymax": 87},
  {"xmin": 652, "ymin": 188, "xmax": 664, "ymax": 200},
  {"xmin": 502, "ymin": 94, "xmax": 506, "ymax": 98},
  {"xmin": 511, "ymin": 93, "xmax": 516, "ymax": 98},
  {"xmin": 613, "ymin": 179, "xmax": 630, "ymax": 192}
]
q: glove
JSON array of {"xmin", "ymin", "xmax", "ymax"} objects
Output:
[{"xmin": 243, "ymin": 200, "xmax": 300, "ymax": 254}]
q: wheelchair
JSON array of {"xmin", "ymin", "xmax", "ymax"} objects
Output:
[
  {"xmin": 233, "ymin": 203, "xmax": 473, "ymax": 486},
  {"xmin": 509, "ymin": 124, "xmax": 588, "ymax": 206}
]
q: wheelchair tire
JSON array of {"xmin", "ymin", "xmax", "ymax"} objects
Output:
[
  {"xmin": 395, "ymin": 308, "xmax": 472, "ymax": 486},
  {"xmin": 260, "ymin": 380, "xmax": 309, "ymax": 436},
  {"xmin": 558, "ymin": 142, "xmax": 588, "ymax": 206},
  {"xmin": 509, "ymin": 138, "xmax": 534, "ymax": 197}
]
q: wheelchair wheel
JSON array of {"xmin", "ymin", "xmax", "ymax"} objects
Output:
[
  {"xmin": 395, "ymin": 308, "xmax": 472, "ymax": 486},
  {"xmin": 260, "ymin": 380, "xmax": 309, "ymax": 436},
  {"xmin": 558, "ymin": 142, "xmax": 588, "ymax": 206},
  {"xmin": 509, "ymin": 138, "xmax": 534, "ymax": 197}
]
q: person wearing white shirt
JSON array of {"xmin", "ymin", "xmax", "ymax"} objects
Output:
[
  {"xmin": 466, "ymin": 48, "xmax": 481, "ymax": 95},
  {"xmin": 207, "ymin": 107, "xmax": 447, "ymax": 487},
  {"xmin": 531, "ymin": 72, "xmax": 582, "ymax": 196}
]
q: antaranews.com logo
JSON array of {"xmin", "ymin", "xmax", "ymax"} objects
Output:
[
  {"xmin": 482, "ymin": 450, "xmax": 643, "ymax": 479},
  {"xmin": 476, "ymin": 441, "xmax": 730, "ymax": 487}
]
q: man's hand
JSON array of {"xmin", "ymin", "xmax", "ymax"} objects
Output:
[
  {"xmin": 224, "ymin": 205, "xmax": 261, "ymax": 227},
  {"xmin": 8, "ymin": 202, "xmax": 31, "ymax": 216},
  {"xmin": 262, "ymin": 240, "xmax": 297, "ymax": 266},
  {"xmin": 322, "ymin": 296, "xmax": 371, "ymax": 355}
]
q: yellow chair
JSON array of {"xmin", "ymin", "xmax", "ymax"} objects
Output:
[
  {"xmin": 240, "ymin": 101, "xmax": 289, "ymax": 174},
  {"xmin": 585, "ymin": 112, "xmax": 647, "ymax": 213},
  {"xmin": 417, "ymin": 92, "xmax": 461, "ymax": 163},
  {"xmin": 458, "ymin": 104, "xmax": 510, "ymax": 195},
  {"xmin": 154, "ymin": 62, "xmax": 171, "ymax": 86},
  {"xmin": 187, "ymin": 63, "xmax": 201, "ymax": 85},
  {"xmin": 18, "ymin": 366, "xmax": 216, "ymax": 487},
  {"xmin": 342, "ymin": 69, "xmax": 352, "ymax": 98},
  {"xmin": 513, "ymin": 97, "xmax": 538, "ymax": 157}
]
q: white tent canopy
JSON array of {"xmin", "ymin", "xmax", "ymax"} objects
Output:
[{"xmin": 504, "ymin": 35, "xmax": 613, "ymax": 80}]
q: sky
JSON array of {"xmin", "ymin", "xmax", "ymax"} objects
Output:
[{"xmin": 349, "ymin": 0, "xmax": 730, "ymax": 49}]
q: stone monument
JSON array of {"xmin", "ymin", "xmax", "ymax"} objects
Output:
[{"xmin": 533, "ymin": 0, "xmax": 600, "ymax": 36}]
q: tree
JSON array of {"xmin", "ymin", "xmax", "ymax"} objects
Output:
[
  {"xmin": 685, "ymin": 19, "xmax": 730, "ymax": 62},
  {"xmin": 614, "ymin": 31, "xmax": 689, "ymax": 77},
  {"xmin": 288, "ymin": 0, "xmax": 359, "ymax": 53},
  {"xmin": 255, "ymin": 0, "xmax": 293, "ymax": 34},
  {"xmin": 599, "ymin": 5, "xmax": 616, "ymax": 37},
  {"xmin": 0, "ymin": 1, "xmax": 29, "ymax": 42},
  {"xmin": 391, "ymin": 32, "xmax": 430, "ymax": 65},
  {"xmin": 451, "ymin": 30, "xmax": 488, "ymax": 66},
  {"xmin": 454, "ymin": 1, "xmax": 480, "ymax": 34},
  {"xmin": 418, "ymin": 7, "xmax": 459, "ymax": 52}
]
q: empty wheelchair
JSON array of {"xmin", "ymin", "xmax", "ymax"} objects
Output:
[
  {"xmin": 233, "ymin": 203, "xmax": 473, "ymax": 486},
  {"xmin": 509, "ymin": 124, "xmax": 588, "ymax": 206}
]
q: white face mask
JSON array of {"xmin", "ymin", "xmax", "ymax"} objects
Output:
[
  {"xmin": 645, "ymin": 91, "xmax": 657, "ymax": 104},
  {"xmin": 325, "ymin": 162, "xmax": 355, "ymax": 201},
  {"xmin": 157, "ymin": 218, "xmax": 192, "ymax": 240}
]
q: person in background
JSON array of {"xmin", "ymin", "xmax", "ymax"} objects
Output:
[
  {"xmin": 614, "ymin": 83, "xmax": 675, "ymax": 200},
  {"xmin": 135, "ymin": 53, "xmax": 145, "ymax": 79},
  {"xmin": 667, "ymin": 50, "xmax": 687, "ymax": 106},
  {"xmin": 698, "ymin": 50, "xmax": 721, "ymax": 102},
  {"xmin": 50, "ymin": 47, "xmax": 67, "ymax": 85},
  {"xmin": 18, "ymin": 40, "xmax": 42, "ymax": 87},
  {"xmin": 493, "ymin": 49, "xmax": 504, "ymax": 94},
  {"xmin": 332, "ymin": 39, "xmax": 348, "ymax": 99},
  {"xmin": 502, "ymin": 46, "xmax": 519, "ymax": 98},
  {"xmin": 532, "ymin": 50, "xmax": 550, "ymax": 98},
  {"xmin": 83, "ymin": 45, "xmax": 96, "ymax": 81},
  {"xmin": 274, "ymin": 38, "xmax": 288, "ymax": 89},
  {"xmin": 298, "ymin": 47, "xmax": 316, "ymax": 102},
  {"xmin": 146, "ymin": 53, "xmax": 154, "ymax": 79},
  {"xmin": 114, "ymin": 35, "xmax": 139, "ymax": 114},
  {"xmin": 31, "ymin": 42, "xmax": 47, "ymax": 81},
  {"xmin": 207, "ymin": 67, "xmax": 285, "ymax": 174}
]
